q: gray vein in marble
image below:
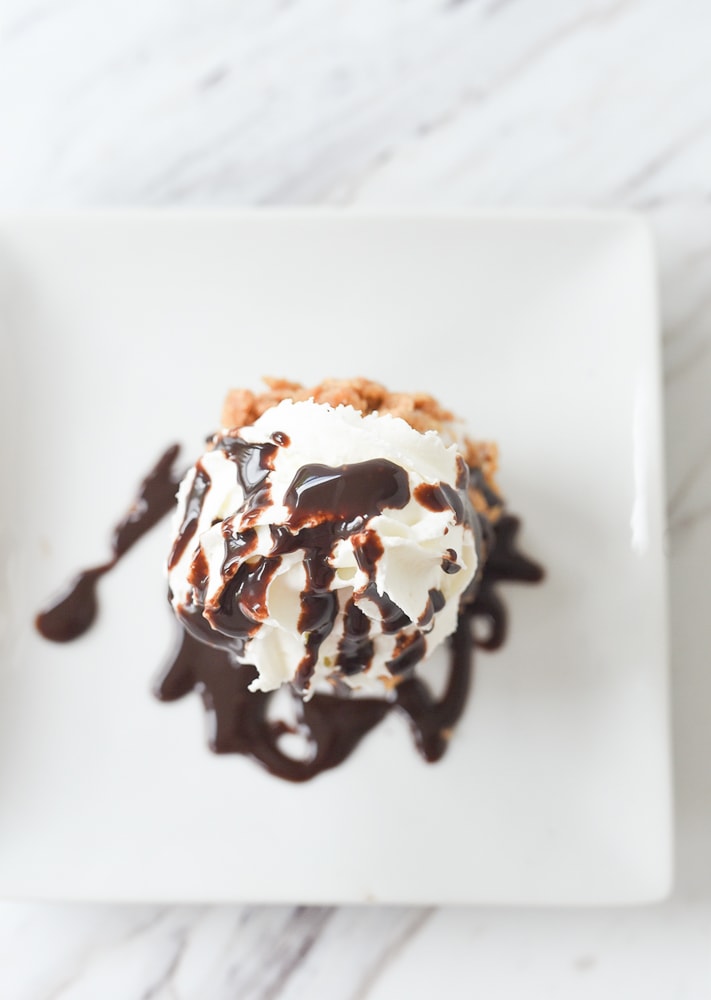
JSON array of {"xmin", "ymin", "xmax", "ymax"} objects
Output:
[
  {"xmin": 343, "ymin": 0, "xmax": 637, "ymax": 205},
  {"xmin": 214, "ymin": 906, "xmax": 257, "ymax": 959},
  {"xmin": 137, "ymin": 111, "xmax": 281, "ymax": 204},
  {"xmin": 669, "ymin": 500, "xmax": 711, "ymax": 535},
  {"xmin": 41, "ymin": 907, "xmax": 171, "ymax": 1000},
  {"xmin": 141, "ymin": 926, "xmax": 190, "ymax": 1000},
  {"xmin": 668, "ymin": 243, "xmax": 711, "ymax": 280},
  {"xmin": 350, "ymin": 908, "xmax": 434, "ymax": 1000},
  {"xmin": 82, "ymin": 0, "xmax": 636, "ymax": 208},
  {"xmin": 260, "ymin": 907, "xmax": 334, "ymax": 1000},
  {"xmin": 663, "ymin": 286, "xmax": 711, "ymax": 346},
  {"xmin": 615, "ymin": 113, "xmax": 711, "ymax": 198},
  {"xmin": 222, "ymin": 906, "xmax": 334, "ymax": 1000},
  {"xmin": 199, "ymin": 65, "xmax": 230, "ymax": 91},
  {"xmin": 221, "ymin": 904, "xmax": 259, "ymax": 955},
  {"xmin": 483, "ymin": 0, "xmax": 521, "ymax": 17},
  {"xmin": 667, "ymin": 432, "xmax": 711, "ymax": 522},
  {"xmin": 2, "ymin": 0, "xmax": 80, "ymax": 40},
  {"xmin": 119, "ymin": 907, "xmax": 173, "ymax": 947},
  {"xmin": 484, "ymin": 0, "xmax": 637, "ymax": 88},
  {"xmin": 665, "ymin": 338, "xmax": 711, "ymax": 388},
  {"xmin": 625, "ymin": 193, "xmax": 710, "ymax": 212}
]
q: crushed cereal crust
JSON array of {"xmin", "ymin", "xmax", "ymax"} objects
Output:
[{"xmin": 221, "ymin": 377, "xmax": 502, "ymax": 519}]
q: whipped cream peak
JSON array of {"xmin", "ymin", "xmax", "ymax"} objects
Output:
[{"xmin": 168, "ymin": 399, "xmax": 480, "ymax": 697}]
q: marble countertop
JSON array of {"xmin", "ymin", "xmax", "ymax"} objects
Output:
[{"xmin": 1, "ymin": 0, "xmax": 710, "ymax": 996}]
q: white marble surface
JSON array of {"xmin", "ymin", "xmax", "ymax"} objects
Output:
[{"xmin": 1, "ymin": 0, "xmax": 710, "ymax": 996}]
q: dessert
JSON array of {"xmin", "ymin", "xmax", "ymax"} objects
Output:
[
  {"xmin": 167, "ymin": 397, "xmax": 479, "ymax": 698},
  {"xmin": 36, "ymin": 377, "xmax": 543, "ymax": 782}
]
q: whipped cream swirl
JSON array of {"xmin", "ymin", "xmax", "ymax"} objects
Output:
[{"xmin": 168, "ymin": 400, "xmax": 480, "ymax": 697}]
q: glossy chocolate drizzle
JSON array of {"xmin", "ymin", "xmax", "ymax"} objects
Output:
[
  {"xmin": 35, "ymin": 444, "xmax": 543, "ymax": 782},
  {"xmin": 35, "ymin": 445, "xmax": 183, "ymax": 642},
  {"xmin": 153, "ymin": 511, "xmax": 542, "ymax": 781}
]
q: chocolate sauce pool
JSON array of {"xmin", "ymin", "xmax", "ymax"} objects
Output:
[{"xmin": 35, "ymin": 444, "xmax": 543, "ymax": 782}]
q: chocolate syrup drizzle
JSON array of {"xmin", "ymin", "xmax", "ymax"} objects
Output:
[
  {"xmin": 35, "ymin": 445, "xmax": 183, "ymax": 642},
  {"xmin": 201, "ymin": 457, "xmax": 413, "ymax": 691},
  {"xmin": 35, "ymin": 444, "xmax": 543, "ymax": 782}
]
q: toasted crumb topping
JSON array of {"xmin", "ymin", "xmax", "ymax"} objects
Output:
[{"xmin": 221, "ymin": 377, "xmax": 502, "ymax": 519}]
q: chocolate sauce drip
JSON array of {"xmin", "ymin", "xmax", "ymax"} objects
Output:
[
  {"xmin": 35, "ymin": 568, "xmax": 106, "ymax": 643},
  {"xmin": 414, "ymin": 481, "xmax": 464, "ymax": 523},
  {"xmin": 352, "ymin": 530, "xmax": 383, "ymax": 575},
  {"xmin": 154, "ymin": 513, "xmax": 542, "ymax": 781},
  {"xmin": 35, "ymin": 438, "xmax": 543, "ymax": 784},
  {"xmin": 153, "ymin": 630, "xmax": 390, "ymax": 782},
  {"xmin": 393, "ymin": 610, "xmax": 474, "ymax": 761},
  {"xmin": 221, "ymin": 525, "xmax": 258, "ymax": 579},
  {"xmin": 167, "ymin": 462, "xmax": 210, "ymax": 571},
  {"xmin": 35, "ymin": 445, "xmax": 182, "ymax": 642},
  {"xmin": 414, "ymin": 482, "xmax": 449, "ymax": 512},
  {"xmin": 179, "ymin": 603, "xmax": 239, "ymax": 650},
  {"xmin": 187, "ymin": 547, "xmax": 210, "ymax": 593},
  {"xmin": 481, "ymin": 513, "xmax": 544, "ymax": 584},
  {"xmin": 386, "ymin": 631, "xmax": 427, "ymax": 675},
  {"xmin": 216, "ymin": 436, "xmax": 279, "ymax": 523},
  {"xmin": 391, "ymin": 516, "xmax": 541, "ymax": 765},
  {"xmin": 349, "ymin": 530, "xmax": 411, "ymax": 634},
  {"xmin": 430, "ymin": 588, "xmax": 446, "ymax": 613},
  {"xmin": 336, "ymin": 597, "xmax": 374, "ymax": 675},
  {"xmin": 362, "ymin": 584, "xmax": 412, "ymax": 633},
  {"xmin": 212, "ymin": 557, "xmax": 282, "ymax": 637},
  {"xmin": 441, "ymin": 547, "xmax": 461, "ymax": 575},
  {"xmin": 417, "ymin": 588, "xmax": 445, "ymax": 628}
]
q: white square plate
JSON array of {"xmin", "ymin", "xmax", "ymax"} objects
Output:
[{"xmin": 0, "ymin": 211, "xmax": 671, "ymax": 904}]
